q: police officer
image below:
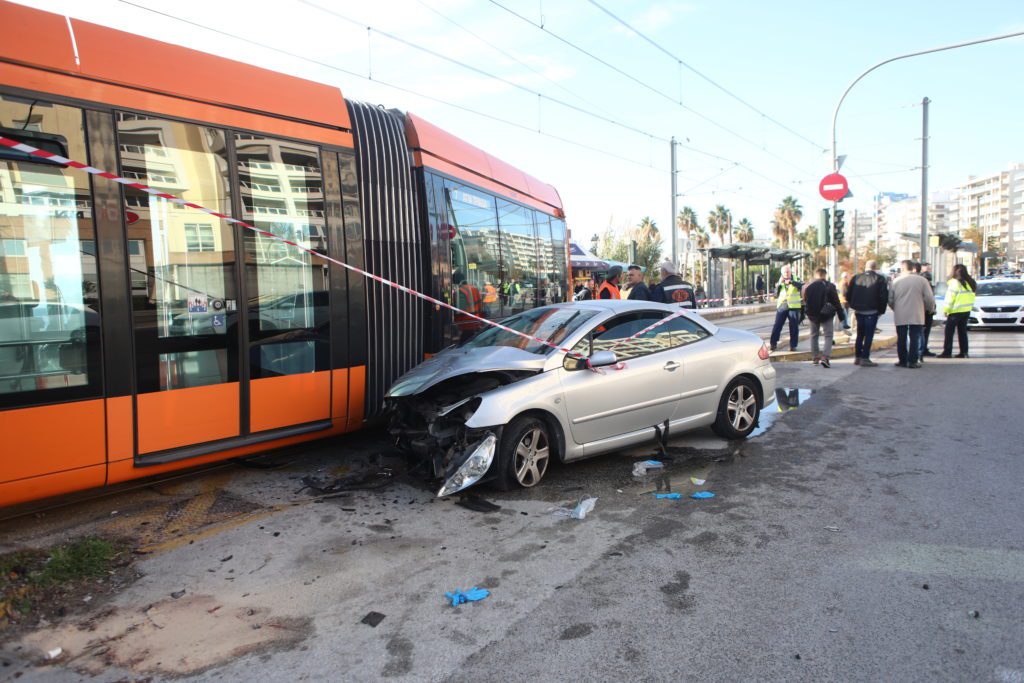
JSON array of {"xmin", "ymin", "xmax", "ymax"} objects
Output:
[
  {"xmin": 938, "ymin": 263, "xmax": 976, "ymax": 358},
  {"xmin": 769, "ymin": 264, "xmax": 802, "ymax": 352},
  {"xmin": 597, "ymin": 266, "xmax": 622, "ymax": 299}
]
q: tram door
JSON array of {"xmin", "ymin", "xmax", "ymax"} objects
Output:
[{"xmin": 118, "ymin": 115, "xmax": 331, "ymax": 458}]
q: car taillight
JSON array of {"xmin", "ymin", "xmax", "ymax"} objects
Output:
[{"xmin": 758, "ymin": 343, "xmax": 770, "ymax": 360}]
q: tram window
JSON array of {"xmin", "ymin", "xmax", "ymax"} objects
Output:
[
  {"xmin": 497, "ymin": 200, "xmax": 539, "ymax": 316},
  {"xmin": 116, "ymin": 113, "xmax": 236, "ymax": 392},
  {"xmin": 550, "ymin": 217, "xmax": 568, "ymax": 304},
  {"xmin": 0, "ymin": 96, "xmax": 101, "ymax": 406},
  {"xmin": 534, "ymin": 212, "xmax": 559, "ymax": 307},
  {"xmin": 236, "ymin": 134, "xmax": 328, "ymax": 378},
  {"xmin": 444, "ymin": 181, "xmax": 501, "ymax": 327}
]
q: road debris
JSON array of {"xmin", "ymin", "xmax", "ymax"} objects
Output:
[
  {"xmin": 654, "ymin": 493, "xmax": 682, "ymax": 500},
  {"xmin": 570, "ymin": 497, "xmax": 597, "ymax": 519},
  {"xmin": 361, "ymin": 611, "xmax": 386, "ymax": 627},
  {"xmin": 690, "ymin": 492, "xmax": 716, "ymax": 500},
  {"xmin": 632, "ymin": 460, "xmax": 664, "ymax": 476},
  {"xmin": 445, "ymin": 587, "xmax": 490, "ymax": 607},
  {"xmin": 455, "ymin": 496, "xmax": 502, "ymax": 513},
  {"xmin": 922, "ymin": 584, "xmax": 929, "ymax": 590},
  {"xmin": 46, "ymin": 647, "xmax": 62, "ymax": 660},
  {"xmin": 690, "ymin": 477, "xmax": 706, "ymax": 486},
  {"xmin": 968, "ymin": 610, "xmax": 980, "ymax": 619},
  {"xmin": 823, "ymin": 526, "xmax": 841, "ymax": 532},
  {"xmin": 170, "ymin": 590, "xmax": 186, "ymax": 599}
]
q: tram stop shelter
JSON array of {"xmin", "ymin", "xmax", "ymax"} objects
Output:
[{"xmin": 701, "ymin": 245, "xmax": 810, "ymax": 304}]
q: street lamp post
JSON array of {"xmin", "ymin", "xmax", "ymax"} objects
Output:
[{"xmin": 831, "ymin": 29, "xmax": 1024, "ymax": 276}]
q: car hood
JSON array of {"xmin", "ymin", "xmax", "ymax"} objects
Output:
[
  {"xmin": 386, "ymin": 345, "xmax": 548, "ymax": 397},
  {"xmin": 974, "ymin": 295, "xmax": 1024, "ymax": 307}
]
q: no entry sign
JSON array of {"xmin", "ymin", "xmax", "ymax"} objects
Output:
[{"xmin": 819, "ymin": 173, "xmax": 849, "ymax": 202}]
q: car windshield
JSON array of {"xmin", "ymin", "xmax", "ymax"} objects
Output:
[
  {"xmin": 977, "ymin": 281, "xmax": 1024, "ymax": 296},
  {"xmin": 461, "ymin": 306, "xmax": 597, "ymax": 355}
]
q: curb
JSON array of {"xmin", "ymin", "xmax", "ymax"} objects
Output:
[
  {"xmin": 770, "ymin": 334, "xmax": 898, "ymax": 363},
  {"xmin": 698, "ymin": 303, "xmax": 775, "ymax": 320}
]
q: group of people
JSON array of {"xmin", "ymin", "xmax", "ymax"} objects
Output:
[
  {"xmin": 769, "ymin": 259, "xmax": 977, "ymax": 367},
  {"xmin": 573, "ymin": 261, "xmax": 694, "ymax": 305}
]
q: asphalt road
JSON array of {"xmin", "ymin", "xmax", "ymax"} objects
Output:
[{"xmin": 3, "ymin": 328, "xmax": 1022, "ymax": 682}]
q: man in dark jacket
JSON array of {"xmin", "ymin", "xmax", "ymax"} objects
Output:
[
  {"xmin": 650, "ymin": 261, "xmax": 695, "ymax": 307},
  {"xmin": 802, "ymin": 268, "xmax": 846, "ymax": 368},
  {"xmin": 845, "ymin": 260, "xmax": 888, "ymax": 367},
  {"xmin": 626, "ymin": 265, "xmax": 651, "ymax": 301}
]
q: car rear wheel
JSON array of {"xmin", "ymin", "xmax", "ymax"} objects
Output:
[
  {"xmin": 711, "ymin": 377, "xmax": 760, "ymax": 439},
  {"xmin": 494, "ymin": 416, "xmax": 551, "ymax": 491}
]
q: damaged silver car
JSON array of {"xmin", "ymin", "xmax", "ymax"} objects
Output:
[{"xmin": 385, "ymin": 300, "xmax": 776, "ymax": 497}]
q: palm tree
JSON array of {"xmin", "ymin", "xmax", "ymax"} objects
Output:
[
  {"xmin": 676, "ymin": 207, "xmax": 699, "ymax": 278},
  {"xmin": 707, "ymin": 205, "xmax": 732, "ymax": 245},
  {"xmin": 692, "ymin": 226, "xmax": 710, "ymax": 286},
  {"xmin": 773, "ymin": 196, "xmax": 803, "ymax": 250},
  {"xmin": 736, "ymin": 218, "xmax": 754, "ymax": 243},
  {"xmin": 677, "ymin": 206, "xmax": 699, "ymax": 240}
]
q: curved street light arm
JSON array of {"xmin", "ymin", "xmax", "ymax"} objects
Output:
[{"xmin": 831, "ymin": 30, "xmax": 1024, "ymax": 170}]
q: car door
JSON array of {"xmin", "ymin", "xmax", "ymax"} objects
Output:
[
  {"xmin": 659, "ymin": 317, "xmax": 727, "ymax": 424},
  {"xmin": 557, "ymin": 311, "xmax": 682, "ymax": 445}
]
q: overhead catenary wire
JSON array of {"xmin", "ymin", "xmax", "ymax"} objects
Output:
[
  {"xmin": 299, "ymin": 0, "xmax": 667, "ymax": 143},
  {"xmin": 116, "ymin": 1, "xmax": 815, "ymax": 202},
  {"xmin": 583, "ymin": 0, "xmax": 827, "ymax": 153},
  {"xmin": 486, "ymin": 0, "xmax": 822, "ymax": 181},
  {"xmin": 116, "ymin": 0, "xmax": 663, "ymax": 171}
]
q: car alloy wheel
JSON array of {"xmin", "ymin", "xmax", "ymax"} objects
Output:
[
  {"xmin": 712, "ymin": 377, "xmax": 760, "ymax": 440},
  {"xmin": 513, "ymin": 426, "xmax": 550, "ymax": 487},
  {"xmin": 727, "ymin": 384, "xmax": 757, "ymax": 432}
]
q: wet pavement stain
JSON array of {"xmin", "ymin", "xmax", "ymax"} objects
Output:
[
  {"xmin": 749, "ymin": 387, "xmax": 814, "ymax": 438},
  {"xmin": 559, "ymin": 623, "xmax": 595, "ymax": 640}
]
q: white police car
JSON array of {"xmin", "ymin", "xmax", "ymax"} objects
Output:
[{"xmin": 935, "ymin": 277, "xmax": 1024, "ymax": 329}]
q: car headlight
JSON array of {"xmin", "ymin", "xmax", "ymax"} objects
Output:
[{"xmin": 437, "ymin": 433, "xmax": 497, "ymax": 497}]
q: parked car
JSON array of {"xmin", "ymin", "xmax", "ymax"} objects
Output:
[
  {"xmin": 385, "ymin": 300, "xmax": 776, "ymax": 496},
  {"xmin": 934, "ymin": 277, "xmax": 1024, "ymax": 328}
]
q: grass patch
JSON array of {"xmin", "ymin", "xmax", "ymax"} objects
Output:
[{"xmin": 1, "ymin": 538, "xmax": 125, "ymax": 629}]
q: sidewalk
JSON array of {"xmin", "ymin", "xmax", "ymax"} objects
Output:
[{"xmin": 769, "ymin": 323, "xmax": 897, "ymax": 362}]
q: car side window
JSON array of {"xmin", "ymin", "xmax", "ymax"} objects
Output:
[
  {"xmin": 662, "ymin": 315, "xmax": 711, "ymax": 348},
  {"xmin": 564, "ymin": 312, "xmax": 665, "ymax": 370}
]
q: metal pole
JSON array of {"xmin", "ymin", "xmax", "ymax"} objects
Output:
[
  {"xmin": 852, "ymin": 209, "xmax": 859, "ymax": 273},
  {"xmin": 920, "ymin": 97, "xmax": 929, "ymax": 261},
  {"xmin": 670, "ymin": 137, "xmax": 678, "ymax": 267},
  {"xmin": 831, "ymin": 29, "xmax": 1024, "ymax": 176}
]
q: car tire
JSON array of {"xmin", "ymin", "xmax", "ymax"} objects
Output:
[
  {"xmin": 494, "ymin": 416, "xmax": 551, "ymax": 491},
  {"xmin": 711, "ymin": 377, "xmax": 760, "ymax": 440}
]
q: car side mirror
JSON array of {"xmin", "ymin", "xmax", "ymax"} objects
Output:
[{"xmin": 588, "ymin": 350, "xmax": 618, "ymax": 368}]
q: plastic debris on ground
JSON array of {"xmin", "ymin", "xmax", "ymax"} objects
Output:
[
  {"xmin": 690, "ymin": 477, "xmax": 706, "ymax": 486},
  {"xmin": 570, "ymin": 497, "xmax": 597, "ymax": 519},
  {"xmin": 46, "ymin": 648, "xmax": 62, "ymax": 660},
  {"xmin": 446, "ymin": 587, "xmax": 490, "ymax": 606},
  {"xmin": 361, "ymin": 611, "xmax": 386, "ymax": 627},
  {"xmin": 632, "ymin": 460, "xmax": 664, "ymax": 476},
  {"xmin": 455, "ymin": 496, "xmax": 502, "ymax": 513},
  {"xmin": 654, "ymin": 493, "xmax": 682, "ymax": 499},
  {"xmin": 690, "ymin": 491, "xmax": 716, "ymax": 499},
  {"xmin": 823, "ymin": 525, "xmax": 840, "ymax": 532}
]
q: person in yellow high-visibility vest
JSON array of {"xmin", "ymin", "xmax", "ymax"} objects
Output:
[
  {"xmin": 938, "ymin": 263, "xmax": 976, "ymax": 358},
  {"xmin": 769, "ymin": 265, "xmax": 803, "ymax": 352}
]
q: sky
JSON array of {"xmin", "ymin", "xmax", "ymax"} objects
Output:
[{"xmin": 15, "ymin": 0, "xmax": 1024, "ymax": 251}]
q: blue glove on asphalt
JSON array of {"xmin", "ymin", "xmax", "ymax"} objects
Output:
[{"xmin": 654, "ymin": 493, "xmax": 682, "ymax": 499}]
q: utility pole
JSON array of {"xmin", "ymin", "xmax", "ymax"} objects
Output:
[
  {"xmin": 670, "ymin": 137, "xmax": 678, "ymax": 268},
  {"xmin": 920, "ymin": 97, "xmax": 929, "ymax": 262}
]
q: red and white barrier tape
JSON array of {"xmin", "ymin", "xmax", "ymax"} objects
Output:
[{"xmin": 0, "ymin": 134, "xmax": 699, "ymax": 368}]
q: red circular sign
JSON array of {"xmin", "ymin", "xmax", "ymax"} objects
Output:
[
  {"xmin": 819, "ymin": 173, "xmax": 848, "ymax": 202},
  {"xmin": 125, "ymin": 211, "xmax": 140, "ymax": 225}
]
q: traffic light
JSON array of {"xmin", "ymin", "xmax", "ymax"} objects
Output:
[
  {"xmin": 818, "ymin": 208, "xmax": 831, "ymax": 247},
  {"xmin": 833, "ymin": 208, "xmax": 845, "ymax": 245}
]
